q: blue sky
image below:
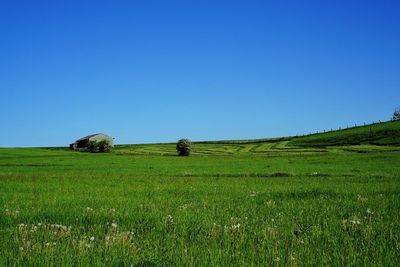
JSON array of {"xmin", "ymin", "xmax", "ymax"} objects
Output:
[{"xmin": 1, "ymin": 0, "xmax": 399, "ymax": 147}]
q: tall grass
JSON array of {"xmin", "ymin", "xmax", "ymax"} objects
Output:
[{"xmin": 0, "ymin": 143, "xmax": 399, "ymax": 265}]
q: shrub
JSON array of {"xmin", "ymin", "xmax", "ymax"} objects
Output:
[
  {"xmin": 98, "ymin": 140, "xmax": 111, "ymax": 152},
  {"xmin": 393, "ymin": 107, "xmax": 400, "ymax": 121},
  {"xmin": 176, "ymin": 139, "xmax": 192, "ymax": 156},
  {"xmin": 87, "ymin": 141, "xmax": 99, "ymax": 153},
  {"xmin": 87, "ymin": 140, "xmax": 111, "ymax": 153}
]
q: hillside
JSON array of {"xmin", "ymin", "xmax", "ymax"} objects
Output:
[
  {"xmin": 114, "ymin": 121, "xmax": 400, "ymax": 156},
  {"xmin": 288, "ymin": 120, "xmax": 400, "ymax": 147}
]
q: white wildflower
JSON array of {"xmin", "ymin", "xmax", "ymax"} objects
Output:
[
  {"xmin": 179, "ymin": 204, "xmax": 189, "ymax": 210},
  {"xmin": 165, "ymin": 215, "xmax": 174, "ymax": 225},
  {"xmin": 357, "ymin": 194, "xmax": 368, "ymax": 202},
  {"xmin": 111, "ymin": 223, "xmax": 118, "ymax": 228},
  {"xmin": 249, "ymin": 191, "xmax": 258, "ymax": 197},
  {"xmin": 349, "ymin": 217, "xmax": 362, "ymax": 225},
  {"xmin": 266, "ymin": 200, "xmax": 275, "ymax": 206},
  {"xmin": 231, "ymin": 223, "xmax": 241, "ymax": 230}
]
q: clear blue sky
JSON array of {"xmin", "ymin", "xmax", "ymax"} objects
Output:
[{"xmin": 1, "ymin": 0, "xmax": 399, "ymax": 147}]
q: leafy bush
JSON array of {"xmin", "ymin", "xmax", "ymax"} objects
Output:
[
  {"xmin": 87, "ymin": 141, "xmax": 99, "ymax": 153},
  {"xmin": 176, "ymin": 139, "xmax": 192, "ymax": 156},
  {"xmin": 98, "ymin": 140, "xmax": 111, "ymax": 152},
  {"xmin": 393, "ymin": 107, "xmax": 400, "ymax": 121},
  {"xmin": 87, "ymin": 140, "xmax": 111, "ymax": 153}
]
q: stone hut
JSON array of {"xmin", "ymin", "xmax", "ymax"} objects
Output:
[{"xmin": 69, "ymin": 133, "xmax": 114, "ymax": 150}]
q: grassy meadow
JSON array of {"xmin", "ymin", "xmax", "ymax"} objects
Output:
[{"xmin": 0, "ymin": 121, "xmax": 400, "ymax": 266}]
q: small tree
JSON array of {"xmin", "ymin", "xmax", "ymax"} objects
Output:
[
  {"xmin": 393, "ymin": 107, "xmax": 400, "ymax": 121},
  {"xmin": 176, "ymin": 139, "xmax": 192, "ymax": 156},
  {"xmin": 98, "ymin": 140, "xmax": 111, "ymax": 152},
  {"xmin": 87, "ymin": 140, "xmax": 112, "ymax": 153},
  {"xmin": 87, "ymin": 140, "xmax": 100, "ymax": 153}
]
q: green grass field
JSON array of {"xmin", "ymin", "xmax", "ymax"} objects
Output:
[{"xmin": 1, "ymin": 121, "xmax": 400, "ymax": 266}]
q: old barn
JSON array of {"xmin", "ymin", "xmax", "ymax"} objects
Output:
[{"xmin": 70, "ymin": 133, "xmax": 114, "ymax": 150}]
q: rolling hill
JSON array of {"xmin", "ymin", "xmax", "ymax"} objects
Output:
[
  {"xmin": 114, "ymin": 120, "xmax": 400, "ymax": 156},
  {"xmin": 288, "ymin": 120, "xmax": 400, "ymax": 147}
]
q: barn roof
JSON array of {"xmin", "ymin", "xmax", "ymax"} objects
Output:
[{"xmin": 75, "ymin": 133, "xmax": 103, "ymax": 142}]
